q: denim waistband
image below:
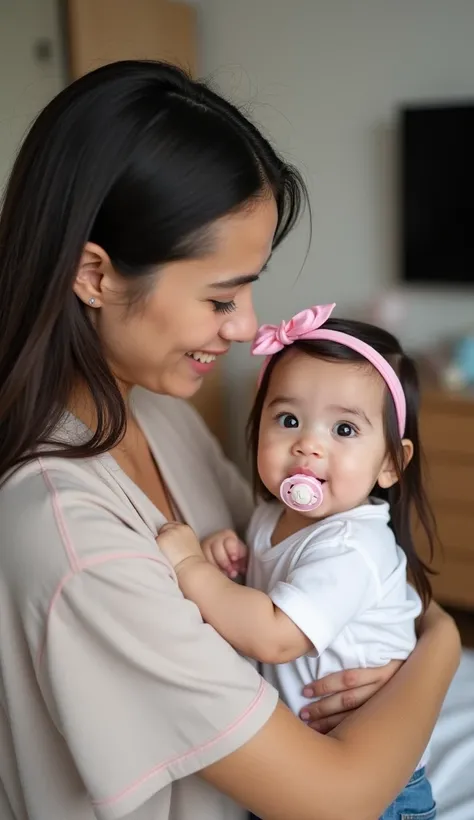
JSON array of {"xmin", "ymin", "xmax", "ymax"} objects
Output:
[{"xmin": 408, "ymin": 767, "xmax": 426, "ymax": 785}]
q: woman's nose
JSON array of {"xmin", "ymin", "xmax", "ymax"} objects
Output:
[{"xmin": 219, "ymin": 290, "xmax": 258, "ymax": 344}]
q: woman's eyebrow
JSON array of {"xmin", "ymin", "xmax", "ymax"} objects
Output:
[
  {"xmin": 209, "ymin": 259, "xmax": 271, "ymax": 289},
  {"xmin": 209, "ymin": 272, "xmax": 260, "ymax": 289}
]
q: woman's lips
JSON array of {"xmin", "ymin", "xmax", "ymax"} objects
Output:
[{"xmin": 185, "ymin": 355, "xmax": 218, "ymax": 375}]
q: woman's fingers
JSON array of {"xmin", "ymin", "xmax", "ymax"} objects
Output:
[
  {"xmin": 307, "ymin": 711, "xmax": 353, "ymax": 734},
  {"xmin": 300, "ymin": 682, "xmax": 380, "ymax": 723},
  {"xmin": 303, "ymin": 659, "xmax": 403, "ymax": 700}
]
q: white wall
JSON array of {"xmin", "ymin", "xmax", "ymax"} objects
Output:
[
  {"xmin": 0, "ymin": 0, "xmax": 65, "ymax": 189},
  {"xmin": 193, "ymin": 0, "xmax": 474, "ymax": 466}
]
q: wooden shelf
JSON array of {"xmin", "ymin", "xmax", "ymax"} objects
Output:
[{"xmin": 416, "ymin": 389, "xmax": 474, "ymax": 609}]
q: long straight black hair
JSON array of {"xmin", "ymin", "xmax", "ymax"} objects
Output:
[
  {"xmin": 0, "ymin": 60, "xmax": 307, "ymax": 482},
  {"xmin": 247, "ymin": 317, "xmax": 436, "ymax": 606}
]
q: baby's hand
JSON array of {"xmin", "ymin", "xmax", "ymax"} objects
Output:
[
  {"xmin": 157, "ymin": 522, "xmax": 204, "ymax": 571},
  {"xmin": 201, "ymin": 529, "xmax": 248, "ymax": 579}
]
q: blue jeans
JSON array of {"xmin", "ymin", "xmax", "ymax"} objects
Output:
[
  {"xmin": 248, "ymin": 768, "xmax": 435, "ymax": 820},
  {"xmin": 380, "ymin": 768, "xmax": 436, "ymax": 819}
]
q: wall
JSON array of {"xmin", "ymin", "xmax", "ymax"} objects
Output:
[
  {"xmin": 192, "ymin": 0, "xmax": 474, "ymax": 466},
  {"xmin": 0, "ymin": 0, "xmax": 65, "ymax": 189}
]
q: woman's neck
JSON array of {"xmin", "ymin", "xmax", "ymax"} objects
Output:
[{"xmin": 68, "ymin": 377, "xmax": 133, "ymax": 436}]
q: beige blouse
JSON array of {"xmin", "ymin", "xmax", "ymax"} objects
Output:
[{"xmin": 0, "ymin": 389, "xmax": 278, "ymax": 820}]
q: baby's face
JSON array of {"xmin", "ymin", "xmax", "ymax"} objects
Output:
[{"xmin": 257, "ymin": 349, "xmax": 391, "ymax": 520}]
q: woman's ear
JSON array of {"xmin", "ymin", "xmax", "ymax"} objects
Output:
[
  {"xmin": 72, "ymin": 242, "xmax": 112, "ymax": 308},
  {"xmin": 377, "ymin": 439, "xmax": 414, "ymax": 489}
]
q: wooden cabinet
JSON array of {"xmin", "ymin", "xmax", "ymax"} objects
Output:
[
  {"xmin": 415, "ymin": 390, "xmax": 474, "ymax": 609},
  {"xmin": 67, "ymin": 0, "xmax": 196, "ymax": 79},
  {"xmin": 65, "ymin": 0, "xmax": 226, "ymax": 447}
]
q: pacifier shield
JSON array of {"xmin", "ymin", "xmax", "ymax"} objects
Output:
[{"xmin": 279, "ymin": 474, "xmax": 324, "ymax": 512}]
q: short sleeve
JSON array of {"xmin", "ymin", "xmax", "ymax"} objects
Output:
[
  {"xmin": 40, "ymin": 556, "xmax": 277, "ymax": 820},
  {"xmin": 269, "ymin": 541, "xmax": 379, "ymax": 655}
]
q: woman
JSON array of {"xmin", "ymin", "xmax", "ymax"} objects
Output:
[{"xmin": 0, "ymin": 60, "xmax": 459, "ymax": 820}]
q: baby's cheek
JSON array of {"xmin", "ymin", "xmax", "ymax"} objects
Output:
[
  {"xmin": 257, "ymin": 439, "xmax": 283, "ymax": 485},
  {"xmin": 335, "ymin": 449, "xmax": 379, "ymax": 496}
]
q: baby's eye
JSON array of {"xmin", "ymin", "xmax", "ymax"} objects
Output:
[
  {"xmin": 333, "ymin": 422, "xmax": 357, "ymax": 438},
  {"xmin": 276, "ymin": 413, "xmax": 299, "ymax": 429}
]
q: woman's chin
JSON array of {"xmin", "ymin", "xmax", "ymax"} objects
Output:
[{"xmin": 141, "ymin": 371, "xmax": 204, "ymax": 399}]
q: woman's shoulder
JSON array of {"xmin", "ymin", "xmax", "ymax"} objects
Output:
[
  {"xmin": 0, "ymin": 451, "xmax": 167, "ymax": 661},
  {"xmin": 0, "ymin": 452, "xmax": 158, "ymax": 570},
  {"xmin": 0, "ymin": 431, "xmax": 161, "ymax": 588}
]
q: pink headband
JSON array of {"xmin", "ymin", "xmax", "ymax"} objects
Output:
[{"xmin": 251, "ymin": 303, "xmax": 406, "ymax": 437}]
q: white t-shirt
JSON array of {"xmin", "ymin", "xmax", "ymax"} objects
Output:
[{"xmin": 246, "ymin": 498, "xmax": 422, "ymax": 717}]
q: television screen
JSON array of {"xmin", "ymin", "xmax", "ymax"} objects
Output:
[{"xmin": 400, "ymin": 103, "xmax": 474, "ymax": 285}]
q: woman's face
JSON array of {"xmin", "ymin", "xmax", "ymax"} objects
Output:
[{"xmin": 76, "ymin": 196, "xmax": 278, "ymax": 398}]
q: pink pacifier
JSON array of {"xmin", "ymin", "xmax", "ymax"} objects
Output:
[{"xmin": 279, "ymin": 474, "xmax": 324, "ymax": 512}]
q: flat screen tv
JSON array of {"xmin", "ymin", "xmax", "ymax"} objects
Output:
[{"xmin": 400, "ymin": 102, "xmax": 474, "ymax": 285}]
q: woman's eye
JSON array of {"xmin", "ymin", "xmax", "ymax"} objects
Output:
[
  {"xmin": 211, "ymin": 299, "xmax": 236, "ymax": 314},
  {"xmin": 276, "ymin": 413, "xmax": 299, "ymax": 429},
  {"xmin": 334, "ymin": 422, "xmax": 357, "ymax": 438}
]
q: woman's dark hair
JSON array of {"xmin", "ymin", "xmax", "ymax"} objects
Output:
[
  {"xmin": 0, "ymin": 60, "xmax": 307, "ymax": 481},
  {"xmin": 247, "ymin": 317, "xmax": 436, "ymax": 607}
]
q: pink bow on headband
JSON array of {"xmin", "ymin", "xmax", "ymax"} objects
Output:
[
  {"xmin": 251, "ymin": 302, "xmax": 407, "ymax": 437},
  {"xmin": 251, "ymin": 303, "xmax": 336, "ymax": 356}
]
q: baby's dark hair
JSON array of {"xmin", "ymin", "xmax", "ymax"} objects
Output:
[{"xmin": 247, "ymin": 316, "xmax": 436, "ymax": 607}]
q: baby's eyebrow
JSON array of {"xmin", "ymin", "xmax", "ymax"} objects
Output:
[
  {"xmin": 329, "ymin": 404, "xmax": 373, "ymax": 427},
  {"xmin": 267, "ymin": 395, "xmax": 297, "ymax": 409}
]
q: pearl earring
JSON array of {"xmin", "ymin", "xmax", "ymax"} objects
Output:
[{"xmin": 88, "ymin": 297, "xmax": 96, "ymax": 306}]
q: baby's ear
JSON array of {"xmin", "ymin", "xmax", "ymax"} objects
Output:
[{"xmin": 377, "ymin": 439, "xmax": 414, "ymax": 489}]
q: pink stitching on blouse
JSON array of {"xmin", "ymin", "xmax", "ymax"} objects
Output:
[
  {"xmin": 36, "ymin": 551, "xmax": 171, "ymax": 669},
  {"xmin": 92, "ymin": 677, "xmax": 269, "ymax": 808},
  {"xmin": 39, "ymin": 458, "xmax": 80, "ymax": 572}
]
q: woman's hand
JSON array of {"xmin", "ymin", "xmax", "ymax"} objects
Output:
[
  {"xmin": 301, "ymin": 601, "xmax": 459, "ymax": 734},
  {"xmin": 157, "ymin": 522, "xmax": 205, "ymax": 572},
  {"xmin": 300, "ymin": 660, "xmax": 403, "ymax": 733}
]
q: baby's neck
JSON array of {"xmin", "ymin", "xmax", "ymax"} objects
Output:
[
  {"xmin": 271, "ymin": 497, "xmax": 371, "ymax": 547},
  {"xmin": 271, "ymin": 507, "xmax": 318, "ymax": 546}
]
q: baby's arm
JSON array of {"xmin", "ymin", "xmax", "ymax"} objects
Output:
[{"xmin": 157, "ymin": 522, "xmax": 313, "ymax": 663}]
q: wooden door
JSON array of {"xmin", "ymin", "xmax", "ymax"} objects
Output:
[{"xmin": 66, "ymin": 0, "xmax": 226, "ymax": 446}]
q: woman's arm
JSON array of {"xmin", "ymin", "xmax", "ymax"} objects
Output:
[{"xmin": 200, "ymin": 604, "xmax": 459, "ymax": 820}]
